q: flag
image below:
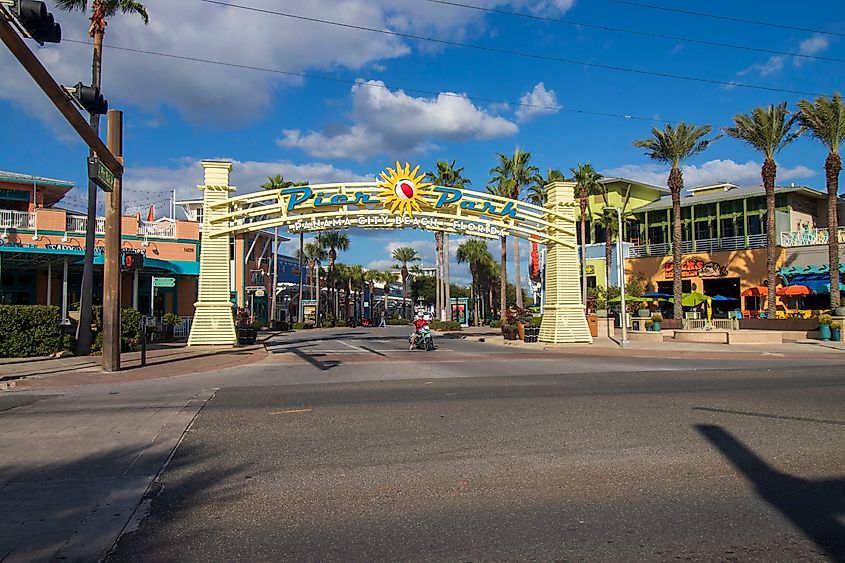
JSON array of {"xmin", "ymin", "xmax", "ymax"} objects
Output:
[{"xmin": 146, "ymin": 205, "xmax": 155, "ymax": 222}]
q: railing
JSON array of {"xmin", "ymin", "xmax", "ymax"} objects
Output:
[
  {"xmin": 172, "ymin": 317, "xmax": 193, "ymax": 339},
  {"xmin": 138, "ymin": 220, "xmax": 176, "ymax": 238},
  {"xmin": 629, "ymin": 233, "xmax": 769, "ymax": 257},
  {"xmin": 0, "ymin": 210, "xmax": 34, "ymax": 229},
  {"xmin": 780, "ymin": 227, "xmax": 845, "ymax": 247},
  {"xmin": 682, "ymin": 318, "xmax": 739, "ymax": 331},
  {"xmin": 66, "ymin": 215, "xmax": 105, "ymax": 234}
]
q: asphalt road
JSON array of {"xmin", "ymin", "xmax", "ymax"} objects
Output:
[{"xmin": 107, "ymin": 328, "xmax": 845, "ymax": 562}]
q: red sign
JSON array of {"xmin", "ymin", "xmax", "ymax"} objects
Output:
[{"xmin": 664, "ymin": 259, "xmax": 727, "ymax": 279}]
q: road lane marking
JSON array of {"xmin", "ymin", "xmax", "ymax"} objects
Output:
[
  {"xmin": 270, "ymin": 408, "xmax": 313, "ymax": 415},
  {"xmin": 337, "ymin": 340, "xmax": 367, "ymax": 352}
]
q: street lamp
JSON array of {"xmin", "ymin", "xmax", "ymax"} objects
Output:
[{"xmin": 604, "ymin": 206, "xmax": 628, "ymax": 347}]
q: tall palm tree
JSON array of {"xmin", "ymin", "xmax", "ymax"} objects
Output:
[
  {"xmin": 527, "ymin": 168, "xmax": 564, "ymax": 207},
  {"xmin": 392, "ymin": 246, "xmax": 420, "ymax": 318},
  {"xmin": 487, "ymin": 179, "xmax": 514, "ymax": 318},
  {"xmin": 798, "ymin": 93, "xmax": 845, "ymax": 309},
  {"xmin": 378, "ymin": 269, "xmax": 394, "ymax": 322},
  {"xmin": 571, "ymin": 163, "xmax": 603, "ymax": 306},
  {"xmin": 302, "ymin": 240, "xmax": 325, "ymax": 300},
  {"xmin": 261, "ymin": 175, "xmax": 296, "ymax": 324},
  {"xmin": 55, "ymin": 0, "xmax": 149, "ymax": 354},
  {"xmin": 457, "ymin": 238, "xmax": 494, "ymax": 326},
  {"xmin": 490, "ymin": 148, "xmax": 540, "ymax": 308},
  {"xmin": 634, "ymin": 123, "xmax": 719, "ymax": 320},
  {"xmin": 319, "ymin": 230, "xmax": 350, "ymax": 319},
  {"xmin": 345, "ymin": 264, "xmax": 366, "ymax": 320},
  {"xmin": 725, "ymin": 104, "xmax": 801, "ymax": 318},
  {"xmin": 592, "ymin": 209, "xmax": 619, "ymax": 290},
  {"xmin": 426, "ymin": 160, "xmax": 472, "ymax": 321}
]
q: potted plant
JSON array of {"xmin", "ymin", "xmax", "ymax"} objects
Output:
[
  {"xmin": 236, "ymin": 307, "xmax": 257, "ymax": 345},
  {"xmin": 818, "ymin": 314, "xmax": 833, "ymax": 341},
  {"xmin": 645, "ymin": 319, "xmax": 654, "ymax": 331},
  {"xmin": 833, "ymin": 305, "xmax": 845, "ymax": 317},
  {"xmin": 651, "ymin": 313, "xmax": 663, "ymax": 332},
  {"xmin": 831, "ymin": 321, "xmax": 842, "ymax": 342},
  {"xmin": 501, "ymin": 323, "xmax": 519, "ymax": 340},
  {"xmin": 162, "ymin": 313, "xmax": 181, "ymax": 341}
]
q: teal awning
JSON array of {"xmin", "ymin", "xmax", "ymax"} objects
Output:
[
  {"xmin": 93, "ymin": 254, "xmax": 199, "ymax": 276},
  {"xmin": 778, "ymin": 264, "xmax": 845, "ymax": 277}
]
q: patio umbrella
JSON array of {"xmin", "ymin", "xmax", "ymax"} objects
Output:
[
  {"xmin": 740, "ymin": 286, "xmax": 768, "ymax": 297},
  {"xmin": 776, "ymin": 285, "xmax": 811, "ymax": 296},
  {"xmin": 668, "ymin": 292, "xmax": 710, "ymax": 307},
  {"xmin": 643, "ymin": 291, "xmax": 672, "ymax": 299},
  {"xmin": 710, "ymin": 294, "xmax": 739, "ymax": 301},
  {"xmin": 608, "ymin": 295, "xmax": 649, "ymax": 303}
]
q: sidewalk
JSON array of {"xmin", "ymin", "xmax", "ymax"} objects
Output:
[{"xmin": 0, "ymin": 333, "xmax": 276, "ymax": 390}]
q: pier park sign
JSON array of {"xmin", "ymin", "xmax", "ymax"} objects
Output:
[{"xmin": 187, "ymin": 161, "xmax": 592, "ymax": 346}]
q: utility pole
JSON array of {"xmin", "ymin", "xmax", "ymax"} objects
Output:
[
  {"xmin": 102, "ymin": 109, "xmax": 122, "ymax": 371},
  {"xmin": 297, "ymin": 231, "xmax": 304, "ymax": 323}
]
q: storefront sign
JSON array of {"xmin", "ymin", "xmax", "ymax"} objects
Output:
[
  {"xmin": 0, "ymin": 241, "xmax": 37, "ymax": 249},
  {"xmin": 0, "ymin": 189, "xmax": 28, "ymax": 202},
  {"xmin": 584, "ymin": 264, "xmax": 595, "ymax": 275},
  {"xmin": 664, "ymin": 259, "xmax": 728, "ymax": 279},
  {"xmin": 153, "ymin": 276, "xmax": 176, "ymax": 288}
]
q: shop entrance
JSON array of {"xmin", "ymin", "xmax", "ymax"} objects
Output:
[{"xmin": 703, "ymin": 278, "xmax": 741, "ymax": 317}]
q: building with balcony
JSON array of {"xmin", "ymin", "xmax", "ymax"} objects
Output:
[{"xmin": 578, "ymin": 178, "xmax": 843, "ymax": 315}]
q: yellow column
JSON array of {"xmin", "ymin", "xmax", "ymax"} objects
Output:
[
  {"xmin": 539, "ymin": 181, "xmax": 593, "ymax": 344},
  {"xmin": 187, "ymin": 161, "xmax": 238, "ymax": 346}
]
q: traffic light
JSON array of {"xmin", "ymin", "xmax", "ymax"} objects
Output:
[
  {"xmin": 122, "ymin": 253, "xmax": 144, "ymax": 271},
  {"xmin": 71, "ymin": 82, "xmax": 108, "ymax": 115},
  {"xmin": 13, "ymin": 0, "xmax": 61, "ymax": 45}
]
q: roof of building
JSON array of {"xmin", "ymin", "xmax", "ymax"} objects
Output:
[
  {"xmin": 632, "ymin": 184, "xmax": 826, "ymax": 213},
  {"xmin": 0, "ymin": 170, "xmax": 75, "ymax": 188},
  {"xmin": 598, "ymin": 177, "xmax": 669, "ymax": 194}
]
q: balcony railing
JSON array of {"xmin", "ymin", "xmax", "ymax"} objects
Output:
[
  {"xmin": 0, "ymin": 210, "xmax": 34, "ymax": 229},
  {"xmin": 138, "ymin": 220, "xmax": 176, "ymax": 238},
  {"xmin": 780, "ymin": 227, "xmax": 845, "ymax": 247},
  {"xmin": 66, "ymin": 215, "xmax": 105, "ymax": 234},
  {"xmin": 629, "ymin": 234, "xmax": 767, "ymax": 257}
]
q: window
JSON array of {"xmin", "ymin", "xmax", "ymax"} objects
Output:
[
  {"xmin": 720, "ymin": 217, "xmax": 744, "ymax": 238},
  {"xmin": 648, "ymin": 225, "xmax": 666, "ymax": 245},
  {"xmin": 748, "ymin": 214, "xmax": 766, "ymax": 236}
]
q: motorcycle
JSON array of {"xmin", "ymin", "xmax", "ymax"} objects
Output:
[{"xmin": 409, "ymin": 324, "xmax": 434, "ymax": 351}]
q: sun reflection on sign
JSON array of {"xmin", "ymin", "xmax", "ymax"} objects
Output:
[{"xmin": 376, "ymin": 161, "xmax": 433, "ymax": 217}]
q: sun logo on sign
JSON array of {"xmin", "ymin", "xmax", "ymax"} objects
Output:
[{"xmin": 377, "ymin": 162, "xmax": 432, "ymax": 216}]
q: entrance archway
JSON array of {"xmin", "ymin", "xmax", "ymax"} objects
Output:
[{"xmin": 188, "ymin": 161, "xmax": 591, "ymax": 345}]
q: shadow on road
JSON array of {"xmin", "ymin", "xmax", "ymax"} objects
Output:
[{"xmin": 696, "ymin": 424, "xmax": 845, "ymax": 562}]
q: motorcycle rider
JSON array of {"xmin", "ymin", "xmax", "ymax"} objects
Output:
[{"xmin": 409, "ymin": 313, "xmax": 430, "ymax": 350}]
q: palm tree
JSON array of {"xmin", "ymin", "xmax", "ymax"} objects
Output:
[
  {"xmin": 634, "ymin": 123, "xmax": 719, "ymax": 320},
  {"xmin": 345, "ymin": 264, "xmax": 366, "ymax": 321},
  {"xmin": 571, "ymin": 163, "xmax": 603, "ymax": 306},
  {"xmin": 457, "ymin": 238, "xmax": 494, "ymax": 326},
  {"xmin": 319, "ymin": 231, "xmax": 350, "ymax": 319},
  {"xmin": 592, "ymin": 209, "xmax": 619, "ymax": 290},
  {"xmin": 55, "ymin": 0, "xmax": 149, "ymax": 354},
  {"xmin": 426, "ymin": 160, "xmax": 472, "ymax": 321},
  {"xmin": 392, "ymin": 246, "xmax": 420, "ymax": 318},
  {"xmin": 302, "ymin": 240, "xmax": 325, "ymax": 299},
  {"xmin": 261, "ymin": 175, "xmax": 296, "ymax": 324},
  {"xmin": 487, "ymin": 179, "xmax": 514, "ymax": 318},
  {"xmin": 527, "ymin": 168, "xmax": 563, "ymax": 207},
  {"xmin": 725, "ymin": 104, "xmax": 801, "ymax": 318},
  {"xmin": 378, "ymin": 270, "xmax": 394, "ymax": 322},
  {"xmin": 798, "ymin": 93, "xmax": 845, "ymax": 309},
  {"xmin": 490, "ymin": 148, "xmax": 540, "ymax": 308}
]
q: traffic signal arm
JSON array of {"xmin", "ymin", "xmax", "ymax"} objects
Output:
[{"xmin": 0, "ymin": 16, "xmax": 123, "ymax": 179}]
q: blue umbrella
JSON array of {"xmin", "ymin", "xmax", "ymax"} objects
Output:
[
  {"xmin": 710, "ymin": 294, "xmax": 739, "ymax": 301},
  {"xmin": 643, "ymin": 292, "xmax": 672, "ymax": 299}
]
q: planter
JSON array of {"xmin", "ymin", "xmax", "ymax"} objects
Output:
[
  {"xmin": 652, "ymin": 321, "xmax": 661, "ymax": 332},
  {"xmin": 833, "ymin": 307, "xmax": 845, "ymax": 316},
  {"xmin": 516, "ymin": 321, "xmax": 526, "ymax": 341},
  {"xmin": 832, "ymin": 328, "xmax": 842, "ymax": 342},
  {"xmin": 501, "ymin": 326, "xmax": 519, "ymax": 340},
  {"xmin": 645, "ymin": 324, "xmax": 653, "ymax": 332},
  {"xmin": 637, "ymin": 309, "xmax": 651, "ymax": 318},
  {"xmin": 595, "ymin": 309, "xmax": 608, "ymax": 318},
  {"xmin": 819, "ymin": 324, "xmax": 831, "ymax": 341},
  {"xmin": 238, "ymin": 326, "xmax": 258, "ymax": 345}
]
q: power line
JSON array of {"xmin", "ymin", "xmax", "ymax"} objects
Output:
[
  {"xmin": 607, "ymin": 0, "xmax": 845, "ymax": 38},
  {"xmin": 420, "ymin": 0, "xmax": 844, "ymax": 63},
  {"xmin": 64, "ymin": 39, "xmax": 674, "ymax": 124},
  {"xmin": 198, "ymin": 0, "xmax": 829, "ymax": 97}
]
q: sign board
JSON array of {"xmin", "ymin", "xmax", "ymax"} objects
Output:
[
  {"xmin": 664, "ymin": 259, "xmax": 728, "ymax": 279},
  {"xmin": 88, "ymin": 157, "xmax": 115, "ymax": 192},
  {"xmin": 152, "ymin": 276, "xmax": 175, "ymax": 288}
]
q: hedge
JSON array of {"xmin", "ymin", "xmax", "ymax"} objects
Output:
[
  {"xmin": 387, "ymin": 319, "xmax": 413, "ymax": 325},
  {"xmin": 91, "ymin": 306, "xmax": 142, "ymax": 353},
  {"xmin": 430, "ymin": 320, "xmax": 462, "ymax": 331},
  {"xmin": 0, "ymin": 305, "xmax": 69, "ymax": 358},
  {"xmin": 293, "ymin": 322, "xmax": 314, "ymax": 330}
]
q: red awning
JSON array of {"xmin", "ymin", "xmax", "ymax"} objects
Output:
[{"xmin": 740, "ymin": 286, "xmax": 768, "ymax": 297}]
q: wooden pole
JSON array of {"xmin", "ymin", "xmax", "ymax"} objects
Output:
[{"xmin": 102, "ymin": 110, "xmax": 123, "ymax": 372}]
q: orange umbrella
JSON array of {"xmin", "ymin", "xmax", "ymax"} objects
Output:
[
  {"xmin": 741, "ymin": 286, "xmax": 768, "ymax": 297},
  {"xmin": 776, "ymin": 285, "xmax": 811, "ymax": 296}
]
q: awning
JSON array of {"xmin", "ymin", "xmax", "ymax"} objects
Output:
[
  {"xmin": 741, "ymin": 286, "xmax": 768, "ymax": 297},
  {"xmin": 0, "ymin": 245, "xmax": 84, "ymax": 268},
  {"xmin": 93, "ymin": 255, "xmax": 199, "ymax": 276},
  {"xmin": 783, "ymin": 274, "xmax": 845, "ymax": 294},
  {"xmin": 778, "ymin": 264, "xmax": 845, "ymax": 277}
]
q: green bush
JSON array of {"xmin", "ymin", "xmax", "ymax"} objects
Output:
[
  {"xmin": 489, "ymin": 319, "xmax": 502, "ymax": 329},
  {"xmin": 0, "ymin": 305, "xmax": 65, "ymax": 358},
  {"xmin": 387, "ymin": 318, "xmax": 413, "ymax": 325},
  {"xmin": 293, "ymin": 322, "xmax": 314, "ymax": 330},
  {"xmin": 529, "ymin": 315, "xmax": 543, "ymax": 327},
  {"xmin": 91, "ymin": 306, "xmax": 142, "ymax": 353},
  {"xmin": 276, "ymin": 321, "xmax": 290, "ymax": 331},
  {"xmin": 430, "ymin": 320, "xmax": 461, "ymax": 331}
]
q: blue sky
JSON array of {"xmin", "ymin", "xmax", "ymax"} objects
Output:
[{"xmin": 1, "ymin": 0, "xmax": 842, "ymax": 283}]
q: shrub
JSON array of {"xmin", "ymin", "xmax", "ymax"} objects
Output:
[
  {"xmin": 293, "ymin": 322, "xmax": 314, "ymax": 330},
  {"xmin": 162, "ymin": 312, "xmax": 181, "ymax": 326},
  {"xmin": 831, "ymin": 322, "xmax": 842, "ymax": 330},
  {"xmin": 489, "ymin": 319, "xmax": 502, "ymax": 328},
  {"xmin": 90, "ymin": 306, "xmax": 142, "ymax": 353},
  {"xmin": 430, "ymin": 320, "xmax": 461, "ymax": 331},
  {"xmin": 529, "ymin": 314, "xmax": 543, "ymax": 327},
  {"xmin": 387, "ymin": 318, "xmax": 413, "ymax": 325},
  {"xmin": 651, "ymin": 313, "xmax": 663, "ymax": 322},
  {"xmin": 818, "ymin": 314, "xmax": 833, "ymax": 325},
  {"xmin": 276, "ymin": 321, "xmax": 290, "ymax": 331},
  {"xmin": 0, "ymin": 305, "xmax": 65, "ymax": 358}
]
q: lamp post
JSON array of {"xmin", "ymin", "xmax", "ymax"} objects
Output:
[{"xmin": 605, "ymin": 206, "xmax": 628, "ymax": 347}]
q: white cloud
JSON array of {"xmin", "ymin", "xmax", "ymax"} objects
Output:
[
  {"xmin": 0, "ymin": 0, "xmax": 576, "ymax": 128},
  {"xmin": 604, "ymin": 159, "xmax": 816, "ymax": 189},
  {"xmin": 280, "ymin": 80, "xmax": 518, "ymax": 160},
  {"xmin": 738, "ymin": 55, "xmax": 784, "ymax": 77},
  {"xmin": 798, "ymin": 34, "xmax": 830, "ymax": 56},
  {"xmin": 515, "ymin": 82, "xmax": 560, "ymax": 122}
]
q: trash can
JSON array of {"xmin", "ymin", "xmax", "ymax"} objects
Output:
[{"xmin": 587, "ymin": 314, "xmax": 598, "ymax": 337}]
